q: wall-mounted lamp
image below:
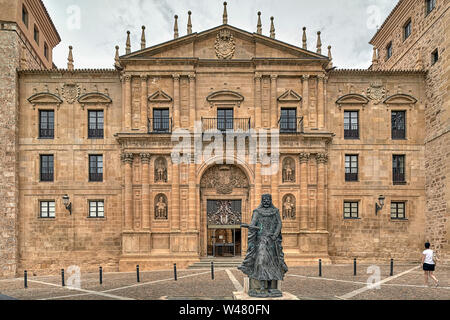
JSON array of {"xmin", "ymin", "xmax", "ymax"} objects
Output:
[
  {"xmin": 62, "ymin": 194, "xmax": 72, "ymax": 215},
  {"xmin": 375, "ymin": 195, "xmax": 385, "ymax": 215}
]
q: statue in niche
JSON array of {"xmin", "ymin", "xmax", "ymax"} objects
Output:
[
  {"xmin": 282, "ymin": 158, "xmax": 295, "ymax": 183},
  {"xmin": 282, "ymin": 195, "xmax": 296, "ymax": 220},
  {"xmin": 155, "ymin": 195, "xmax": 168, "ymax": 220},
  {"xmin": 239, "ymin": 194, "xmax": 288, "ymax": 298},
  {"xmin": 155, "ymin": 157, "xmax": 167, "ymax": 183}
]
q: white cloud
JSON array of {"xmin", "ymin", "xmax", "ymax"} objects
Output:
[{"xmin": 42, "ymin": 0, "xmax": 397, "ymax": 69}]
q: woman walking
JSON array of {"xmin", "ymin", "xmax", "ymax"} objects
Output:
[{"xmin": 422, "ymin": 242, "xmax": 439, "ymax": 287}]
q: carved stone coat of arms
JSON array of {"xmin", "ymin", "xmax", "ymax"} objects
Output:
[
  {"xmin": 215, "ymin": 30, "xmax": 235, "ymax": 60},
  {"xmin": 367, "ymin": 82, "xmax": 386, "ymax": 105}
]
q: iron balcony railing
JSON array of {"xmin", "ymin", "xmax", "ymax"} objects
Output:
[
  {"xmin": 39, "ymin": 128, "xmax": 54, "ymax": 139},
  {"xmin": 392, "ymin": 128, "xmax": 406, "ymax": 140},
  {"xmin": 88, "ymin": 128, "xmax": 104, "ymax": 139},
  {"xmin": 148, "ymin": 118, "xmax": 172, "ymax": 134},
  {"xmin": 278, "ymin": 116, "xmax": 304, "ymax": 134},
  {"xmin": 393, "ymin": 168, "xmax": 406, "ymax": 184},
  {"xmin": 202, "ymin": 118, "xmax": 251, "ymax": 132},
  {"xmin": 40, "ymin": 172, "xmax": 54, "ymax": 182},
  {"xmin": 89, "ymin": 172, "xmax": 103, "ymax": 182},
  {"xmin": 344, "ymin": 124, "xmax": 359, "ymax": 139}
]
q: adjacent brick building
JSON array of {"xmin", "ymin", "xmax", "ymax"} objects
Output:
[{"xmin": 0, "ymin": 0, "xmax": 447, "ymax": 277}]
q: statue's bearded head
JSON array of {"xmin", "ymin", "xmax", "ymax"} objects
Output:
[{"xmin": 261, "ymin": 194, "xmax": 272, "ymax": 208}]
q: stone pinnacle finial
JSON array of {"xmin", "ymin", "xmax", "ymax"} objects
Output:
[
  {"xmin": 316, "ymin": 31, "xmax": 322, "ymax": 54},
  {"xmin": 126, "ymin": 31, "xmax": 131, "ymax": 54},
  {"xmin": 270, "ymin": 16, "xmax": 275, "ymax": 39},
  {"xmin": 67, "ymin": 45, "xmax": 74, "ymax": 71},
  {"xmin": 141, "ymin": 26, "xmax": 146, "ymax": 50},
  {"xmin": 114, "ymin": 45, "xmax": 123, "ymax": 70},
  {"xmin": 257, "ymin": 11, "xmax": 262, "ymax": 34},
  {"xmin": 223, "ymin": 2, "xmax": 228, "ymax": 24},
  {"xmin": 187, "ymin": 11, "xmax": 192, "ymax": 35},
  {"xmin": 302, "ymin": 27, "xmax": 307, "ymax": 50},
  {"xmin": 372, "ymin": 46, "xmax": 379, "ymax": 65},
  {"xmin": 327, "ymin": 45, "xmax": 333, "ymax": 68},
  {"xmin": 416, "ymin": 47, "xmax": 424, "ymax": 70},
  {"xmin": 20, "ymin": 43, "xmax": 27, "ymax": 70},
  {"xmin": 174, "ymin": 15, "xmax": 179, "ymax": 39}
]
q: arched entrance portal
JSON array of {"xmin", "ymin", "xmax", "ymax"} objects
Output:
[{"xmin": 199, "ymin": 164, "xmax": 250, "ymax": 257}]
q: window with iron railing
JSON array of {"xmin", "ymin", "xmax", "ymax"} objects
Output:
[
  {"xmin": 88, "ymin": 110, "xmax": 104, "ymax": 139},
  {"xmin": 89, "ymin": 155, "xmax": 103, "ymax": 182},
  {"xmin": 345, "ymin": 155, "xmax": 358, "ymax": 181},
  {"xmin": 393, "ymin": 155, "xmax": 406, "ymax": 184},
  {"xmin": 344, "ymin": 111, "xmax": 359, "ymax": 139},
  {"xmin": 280, "ymin": 108, "xmax": 297, "ymax": 133},
  {"xmin": 39, "ymin": 110, "xmax": 54, "ymax": 139},
  {"xmin": 391, "ymin": 111, "xmax": 406, "ymax": 139},
  {"xmin": 217, "ymin": 108, "xmax": 234, "ymax": 131},
  {"xmin": 40, "ymin": 155, "xmax": 54, "ymax": 182}
]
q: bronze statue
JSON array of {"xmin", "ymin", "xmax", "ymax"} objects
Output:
[{"xmin": 238, "ymin": 194, "xmax": 288, "ymax": 298}]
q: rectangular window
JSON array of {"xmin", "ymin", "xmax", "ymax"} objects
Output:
[
  {"xmin": 89, "ymin": 200, "xmax": 104, "ymax": 218},
  {"xmin": 393, "ymin": 155, "xmax": 406, "ymax": 184},
  {"xmin": 386, "ymin": 42, "xmax": 393, "ymax": 60},
  {"xmin": 88, "ymin": 110, "xmax": 104, "ymax": 139},
  {"xmin": 39, "ymin": 110, "xmax": 54, "ymax": 139},
  {"xmin": 404, "ymin": 19, "xmax": 412, "ymax": 40},
  {"xmin": 344, "ymin": 201, "xmax": 359, "ymax": 219},
  {"xmin": 34, "ymin": 25, "xmax": 39, "ymax": 45},
  {"xmin": 22, "ymin": 5, "xmax": 28, "ymax": 27},
  {"xmin": 152, "ymin": 108, "xmax": 170, "ymax": 132},
  {"xmin": 217, "ymin": 108, "xmax": 234, "ymax": 131},
  {"xmin": 89, "ymin": 155, "xmax": 103, "ymax": 182},
  {"xmin": 40, "ymin": 155, "xmax": 54, "ymax": 182},
  {"xmin": 40, "ymin": 201, "xmax": 55, "ymax": 218},
  {"xmin": 391, "ymin": 202, "xmax": 406, "ymax": 220},
  {"xmin": 344, "ymin": 111, "xmax": 359, "ymax": 139},
  {"xmin": 431, "ymin": 49, "xmax": 439, "ymax": 65},
  {"xmin": 391, "ymin": 111, "xmax": 406, "ymax": 139},
  {"xmin": 345, "ymin": 155, "xmax": 358, "ymax": 181},
  {"xmin": 280, "ymin": 108, "xmax": 297, "ymax": 133},
  {"xmin": 44, "ymin": 42, "xmax": 49, "ymax": 60},
  {"xmin": 426, "ymin": 0, "xmax": 436, "ymax": 15}
]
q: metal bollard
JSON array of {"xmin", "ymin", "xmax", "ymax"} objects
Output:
[
  {"xmin": 174, "ymin": 263, "xmax": 177, "ymax": 281},
  {"xmin": 61, "ymin": 269, "xmax": 65, "ymax": 287},
  {"xmin": 24, "ymin": 270, "xmax": 28, "ymax": 289},
  {"xmin": 211, "ymin": 262, "xmax": 214, "ymax": 280},
  {"xmin": 353, "ymin": 259, "xmax": 357, "ymax": 276},
  {"xmin": 99, "ymin": 267, "xmax": 103, "ymax": 285},
  {"xmin": 136, "ymin": 265, "xmax": 140, "ymax": 283},
  {"xmin": 390, "ymin": 259, "xmax": 394, "ymax": 276},
  {"xmin": 319, "ymin": 259, "xmax": 322, "ymax": 277}
]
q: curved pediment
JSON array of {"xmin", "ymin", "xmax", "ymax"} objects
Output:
[
  {"xmin": 148, "ymin": 90, "xmax": 173, "ymax": 103},
  {"xmin": 77, "ymin": 92, "xmax": 112, "ymax": 107},
  {"xmin": 206, "ymin": 90, "xmax": 244, "ymax": 107},
  {"xmin": 383, "ymin": 94, "xmax": 417, "ymax": 105},
  {"xmin": 278, "ymin": 90, "xmax": 302, "ymax": 103},
  {"xmin": 336, "ymin": 94, "xmax": 369, "ymax": 107},
  {"xmin": 28, "ymin": 92, "xmax": 63, "ymax": 108}
]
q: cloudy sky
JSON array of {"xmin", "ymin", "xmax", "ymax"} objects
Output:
[{"xmin": 42, "ymin": 0, "xmax": 398, "ymax": 69}]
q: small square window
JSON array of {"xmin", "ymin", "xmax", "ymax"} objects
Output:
[
  {"xmin": 34, "ymin": 25, "xmax": 39, "ymax": 45},
  {"xmin": 89, "ymin": 201, "xmax": 105, "ymax": 218},
  {"xmin": 386, "ymin": 42, "xmax": 393, "ymax": 60},
  {"xmin": 344, "ymin": 201, "xmax": 359, "ymax": 219},
  {"xmin": 22, "ymin": 5, "xmax": 29, "ymax": 28},
  {"xmin": 40, "ymin": 201, "xmax": 55, "ymax": 218},
  {"xmin": 44, "ymin": 42, "xmax": 49, "ymax": 60},
  {"xmin": 391, "ymin": 202, "xmax": 406, "ymax": 220},
  {"xmin": 426, "ymin": 0, "xmax": 436, "ymax": 15},
  {"xmin": 404, "ymin": 20, "xmax": 412, "ymax": 40},
  {"xmin": 431, "ymin": 49, "xmax": 439, "ymax": 65}
]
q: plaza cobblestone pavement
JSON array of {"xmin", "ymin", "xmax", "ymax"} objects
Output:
[{"xmin": 0, "ymin": 264, "xmax": 448, "ymax": 300}]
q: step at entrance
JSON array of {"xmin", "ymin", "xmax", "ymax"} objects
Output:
[{"xmin": 188, "ymin": 257, "xmax": 243, "ymax": 269}]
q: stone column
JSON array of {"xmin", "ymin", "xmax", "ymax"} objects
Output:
[
  {"xmin": 254, "ymin": 73, "xmax": 262, "ymax": 129},
  {"xmin": 189, "ymin": 74, "xmax": 196, "ymax": 130},
  {"xmin": 299, "ymin": 152, "xmax": 310, "ymax": 230},
  {"xmin": 316, "ymin": 153, "xmax": 328, "ymax": 231},
  {"xmin": 121, "ymin": 153, "xmax": 134, "ymax": 231},
  {"xmin": 270, "ymin": 75, "xmax": 278, "ymax": 129},
  {"xmin": 270, "ymin": 155, "xmax": 279, "ymax": 208},
  {"xmin": 124, "ymin": 75, "xmax": 132, "ymax": 131},
  {"xmin": 317, "ymin": 74, "xmax": 325, "ymax": 129},
  {"xmin": 141, "ymin": 153, "xmax": 151, "ymax": 230},
  {"xmin": 121, "ymin": 75, "xmax": 126, "ymax": 131},
  {"xmin": 140, "ymin": 75, "xmax": 148, "ymax": 132},
  {"xmin": 173, "ymin": 74, "xmax": 180, "ymax": 129},
  {"xmin": 171, "ymin": 161, "xmax": 180, "ymax": 231},
  {"xmin": 302, "ymin": 75, "xmax": 310, "ymax": 128}
]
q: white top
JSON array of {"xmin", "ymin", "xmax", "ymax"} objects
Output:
[{"xmin": 423, "ymin": 249, "xmax": 435, "ymax": 265}]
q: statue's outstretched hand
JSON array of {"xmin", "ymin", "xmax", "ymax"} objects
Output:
[{"xmin": 270, "ymin": 234, "xmax": 277, "ymax": 241}]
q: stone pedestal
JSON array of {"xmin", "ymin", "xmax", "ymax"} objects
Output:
[{"xmin": 233, "ymin": 277, "xmax": 299, "ymax": 300}]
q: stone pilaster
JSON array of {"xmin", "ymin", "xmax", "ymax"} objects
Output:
[
  {"xmin": 317, "ymin": 74, "xmax": 325, "ymax": 129},
  {"xmin": 188, "ymin": 74, "xmax": 196, "ymax": 130},
  {"xmin": 271, "ymin": 154, "xmax": 279, "ymax": 208},
  {"xmin": 140, "ymin": 153, "xmax": 151, "ymax": 230},
  {"xmin": 302, "ymin": 75, "xmax": 310, "ymax": 128},
  {"xmin": 299, "ymin": 152, "xmax": 310, "ymax": 230},
  {"xmin": 171, "ymin": 160, "xmax": 180, "ymax": 231},
  {"xmin": 270, "ymin": 75, "xmax": 278, "ymax": 129},
  {"xmin": 316, "ymin": 153, "xmax": 328, "ymax": 231},
  {"xmin": 173, "ymin": 74, "xmax": 180, "ymax": 129},
  {"xmin": 254, "ymin": 73, "xmax": 262, "ymax": 129},
  {"xmin": 188, "ymin": 155, "xmax": 197, "ymax": 231},
  {"xmin": 124, "ymin": 75, "xmax": 132, "ymax": 131},
  {"xmin": 121, "ymin": 153, "xmax": 134, "ymax": 231},
  {"xmin": 140, "ymin": 75, "xmax": 148, "ymax": 132}
]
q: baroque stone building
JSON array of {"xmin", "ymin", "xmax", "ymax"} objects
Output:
[{"xmin": 0, "ymin": 0, "xmax": 447, "ymax": 277}]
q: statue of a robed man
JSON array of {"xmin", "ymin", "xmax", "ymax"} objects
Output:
[{"xmin": 238, "ymin": 194, "xmax": 288, "ymax": 298}]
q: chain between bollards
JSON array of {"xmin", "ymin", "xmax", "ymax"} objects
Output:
[
  {"xmin": 390, "ymin": 258, "xmax": 394, "ymax": 276},
  {"xmin": 174, "ymin": 263, "xmax": 177, "ymax": 281},
  {"xmin": 136, "ymin": 265, "xmax": 140, "ymax": 283},
  {"xmin": 211, "ymin": 262, "xmax": 214, "ymax": 280},
  {"xmin": 319, "ymin": 259, "xmax": 322, "ymax": 277},
  {"xmin": 24, "ymin": 270, "xmax": 28, "ymax": 289},
  {"xmin": 353, "ymin": 258, "xmax": 357, "ymax": 276},
  {"xmin": 61, "ymin": 268, "xmax": 65, "ymax": 286},
  {"xmin": 99, "ymin": 266, "xmax": 103, "ymax": 285}
]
